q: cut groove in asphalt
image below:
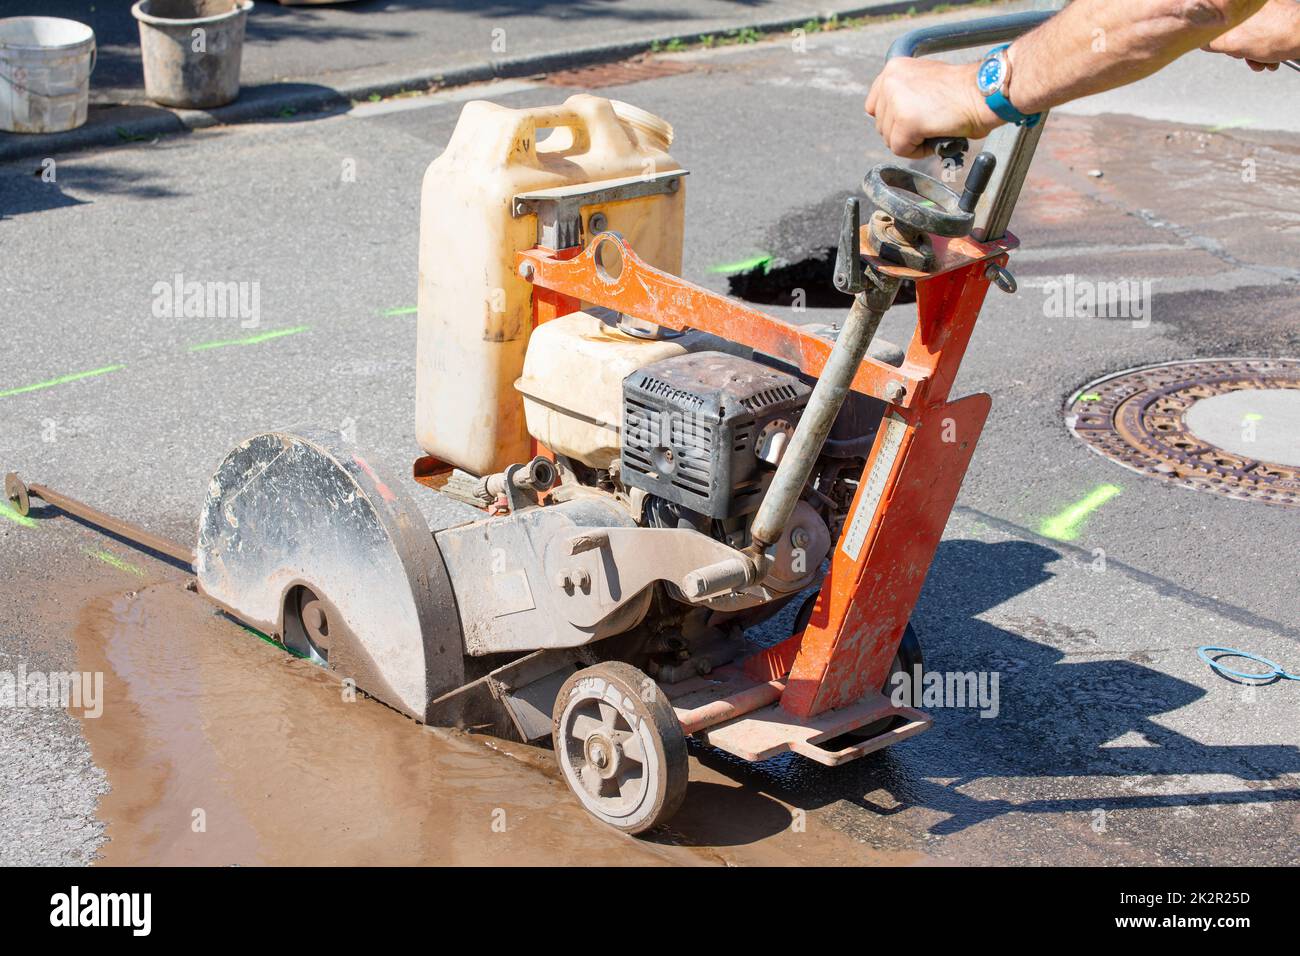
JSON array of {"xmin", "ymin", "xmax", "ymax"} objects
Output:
[{"xmin": 1066, "ymin": 357, "xmax": 1300, "ymax": 508}]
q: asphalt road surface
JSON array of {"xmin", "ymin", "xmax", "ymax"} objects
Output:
[{"xmin": 2, "ymin": 4, "xmax": 1297, "ymax": 864}]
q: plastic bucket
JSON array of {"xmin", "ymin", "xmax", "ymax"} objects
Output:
[
  {"xmin": 132, "ymin": 0, "xmax": 252, "ymax": 110},
  {"xmin": 0, "ymin": 17, "xmax": 96, "ymax": 134}
]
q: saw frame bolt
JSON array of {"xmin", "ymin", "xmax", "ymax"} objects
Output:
[
  {"xmin": 790, "ymin": 527, "xmax": 812, "ymax": 550},
  {"xmin": 985, "ymin": 262, "xmax": 1017, "ymax": 294},
  {"xmin": 883, "ymin": 380, "xmax": 907, "ymax": 404},
  {"xmin": 571, "ymin": 567, "xmax": 591, "ymax": 591},
  {"xmin": 588, "ymin": 212, "xmax": 608, "ymax": 234},
  {"xmin": 554, "ymin": 570, "xmax": 573, "ymax": 591}
]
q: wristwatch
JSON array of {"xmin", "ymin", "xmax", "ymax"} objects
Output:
[{"xmin": 976, "ymin": 44, "xmax": 1041, "ymax": 128}]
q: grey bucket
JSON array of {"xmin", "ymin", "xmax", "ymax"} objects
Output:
[{"xmin": 131, "ymin": 0, "xmax": 252, "ymax": 109}]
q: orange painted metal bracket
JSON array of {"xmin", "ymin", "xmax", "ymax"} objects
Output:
[
  {"xmin": 530, "ymin": 244, "xmax": 583, "ymax": 325},
  {"xmin": 860, "ymin": 226, "xmax": 1018, "ymax": 280},
  {"xmin": 780, "ymin": 391, "xmax": 991, "ymax": 718},
  {"xmin": 519, "ymin": 230, "xmax": 1015, "ymax": 407},
  {"xmin": 520, "ymin": 237, "xmax": 924, "ymax": 406},
  {"xmin": 745, "ymin": 257, "xmax": 1000, "ymax": 718},
  {"xmin": 413, "ymin": 454, "xmax": 454, "ymax": 491}
]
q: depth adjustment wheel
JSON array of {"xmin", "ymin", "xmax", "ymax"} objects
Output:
[
  {"xmin": 863, "ymin": 164, "xmax": 972, "ymax": 238},
  {"xmin": 552, "ymin": 661, "xmax": 688, "ymax": 835}
]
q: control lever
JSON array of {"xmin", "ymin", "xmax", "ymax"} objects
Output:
[
  {"xmin": 833, "ymin": 196, "xmax": 864, "ymax": 295},
  {"xmin": 959, "ymin": 150, "xmax": 997, "ymax": 213}
]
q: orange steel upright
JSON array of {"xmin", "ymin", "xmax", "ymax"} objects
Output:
[{"xmin": 519, "ymin": 225, "xmax": 1015, "ymax": 720}]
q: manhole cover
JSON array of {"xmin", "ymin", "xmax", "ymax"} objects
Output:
[{"xmin": 1066, "ymin": 357, "xmax": 1300, "ymax": 507}]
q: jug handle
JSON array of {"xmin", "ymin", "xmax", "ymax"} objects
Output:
[{"xmin": 512, "ymin": 105, "xmax": 593, "ymax": 163}]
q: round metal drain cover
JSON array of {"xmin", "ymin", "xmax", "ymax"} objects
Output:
[{"xmin": 1066, "ymin": 357, "xmax": 1300, "ymax": 507}]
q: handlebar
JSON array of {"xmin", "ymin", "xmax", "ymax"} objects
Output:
[
  {"xmin": 887, "ymin": 10, "xmax": 1055, "ymax": 162},
  {"xmin": 886, "ymin": 10, "xmax": 1054, "ymax": 60}
]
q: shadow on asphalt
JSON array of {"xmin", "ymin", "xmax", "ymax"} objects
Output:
[
  {"xmin": 667, "ymin": 537, "xmax": 1300, "ymax": 848},
  {"xmin": 46, "ymin": 0, "xmax": 757, "ymax": 94},
  {"xmin": 23, "ymin": 503, "xmax": 194, "ymax": 575},
  {"xmin": 1, "ymin": 151, "xmax": 183, "ymax": 217}
]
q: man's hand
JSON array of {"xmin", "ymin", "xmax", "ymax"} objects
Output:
[
  {"xmin": 1203, "ymin": 0, "xmax": 1300, "ymax": 70},
  {"xmin": 866, "ymin": 58, "xmax": 1002, "ymax": 158}
]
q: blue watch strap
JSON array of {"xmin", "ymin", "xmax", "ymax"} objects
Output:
[{"xmin": 986, "ymin": 88, "xmax": 1041, "ymax": 128}]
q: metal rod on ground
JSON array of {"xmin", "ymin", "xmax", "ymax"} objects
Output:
[{"xmin": 13, "ymin": 477, "xmax": 193, "ymax": 566}]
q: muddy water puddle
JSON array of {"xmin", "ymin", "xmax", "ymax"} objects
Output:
[{"xmin": 72, "ymin": 579, "xmax": 892, "ymax": 866}]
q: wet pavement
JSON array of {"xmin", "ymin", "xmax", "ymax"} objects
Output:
[
  {"xmin": 22, "ymin": 561, "xmax": 884, "ymax": 866},
  {"xmin": 1, "ymin": 3, "xmax": 1297, "ymax": 865}
]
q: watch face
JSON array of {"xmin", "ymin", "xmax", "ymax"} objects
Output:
[{"xmin": 977, "ymin": 54, "xmax": 1004, "ymax": 96}]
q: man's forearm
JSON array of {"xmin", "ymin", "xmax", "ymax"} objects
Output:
[{"xmin": 1009, "ymin": 0, "xmax": 1271, "ymax": 112}]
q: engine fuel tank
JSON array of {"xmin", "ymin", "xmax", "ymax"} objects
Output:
[{"xmin": 416, "ymin": 94, "xmax": 685, "ymax": 476}]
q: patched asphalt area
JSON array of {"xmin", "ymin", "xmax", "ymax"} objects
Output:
[{"xmin": 1, "ymin": 5, "xmax": 1297, "ymax": 863}]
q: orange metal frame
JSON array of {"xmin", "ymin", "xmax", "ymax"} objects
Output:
[{"xmin": 516, "ymin": 228, "xmax": 1015, "ymax": 719}]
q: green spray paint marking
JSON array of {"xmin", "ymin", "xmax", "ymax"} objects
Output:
[
  {"xmin": 1208, "ymin": 118, "xmax": 1254, "ymax": 133},
  {"xmin": 0, "ymin": 503, "xmax": 37, "ymax": 528},
  {"xmin": 241, "ymin": 623, "xmax": 279, "ymax": 649},
  {"xmin": 189, "ymin": 325, "xmax": 311, "ymax": 352},
  {"xmin": 0, "ymin": 364, "xmax": 125, "ymax": 399},
  {"xmin": 1039, "ymin": 484, "xmax": 1122, "ymax": 542},
  {"xmin": 1243, "ymin": 412, "xmax": 1263, "ymax": 422},
  {"xmin": 241, "ymin": 623, "xmax": 307, "ymax": 658},
  {"xmin": 1079, "ymin": 392, "xmax": 1101, "ymax": 403},
  {"xmin": 709, "ymin": 254, "xmax": 772, "ymax": 275},
  {"xmin": 382, "ymin": 306, "xmax": 417, "ymax": 317},
  {"xmin": 84, "ymin": 548, "xmax": 146, "ymax": 577}
]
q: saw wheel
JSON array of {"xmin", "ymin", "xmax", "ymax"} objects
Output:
[
  {"xmin": 552, "ymin": 662, "xmax": 688, "ymax": 834},
  {"xmin": 195, "ymin": 427, "xmax": 465, "ymax": 721}
]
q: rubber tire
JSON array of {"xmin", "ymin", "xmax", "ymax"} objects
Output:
[{"xmin": 552, "ymin": 661, "xmax": 688, "ymax": 836}]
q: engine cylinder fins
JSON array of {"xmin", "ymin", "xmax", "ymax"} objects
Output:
[{"xmin": 195, "ymin": 427, "xmax": 466, "ymax": 721}]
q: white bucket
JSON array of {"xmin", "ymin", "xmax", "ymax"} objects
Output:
[{"xmin": 0, "ymin": 17, "xmax": 96, "ymax": 134}]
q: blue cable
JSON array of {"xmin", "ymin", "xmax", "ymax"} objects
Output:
[{"xmin": 1197, "ymin": 646, "xmax": 1300, "ymax": 684}]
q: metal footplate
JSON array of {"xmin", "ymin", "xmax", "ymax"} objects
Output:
[{"xmin": 666, "ymin": 668, "xmax": 931, "ymax": 767}]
